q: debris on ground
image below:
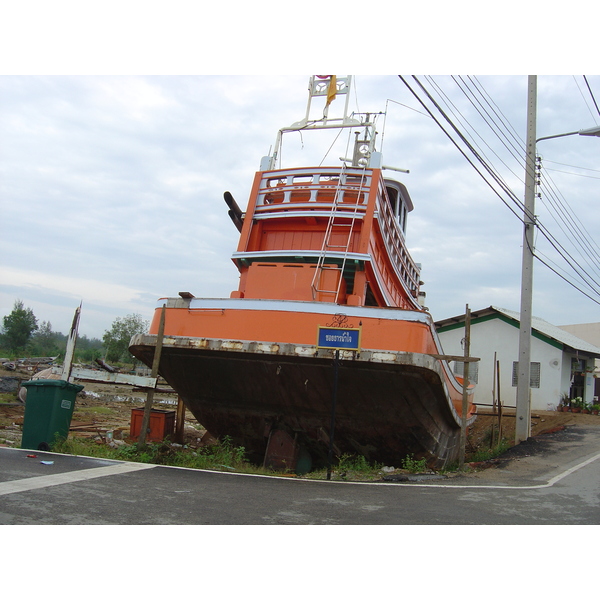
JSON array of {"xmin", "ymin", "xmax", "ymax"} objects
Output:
[{"xmin": 3, "ymin": 365, "xmax": 600, "ymax": 471}]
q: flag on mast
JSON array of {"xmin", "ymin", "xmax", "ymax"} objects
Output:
[
  {"xmin": 326, "ymin": 75, "xmax": 337, "ymax": 106},
  {"xmin": 316, "ymin": 75, "xmax": 337, "ymax": 106}
]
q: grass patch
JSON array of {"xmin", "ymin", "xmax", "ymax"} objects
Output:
[
  {"xmin": 52, "ymin": 435, "xmax": 278, "ymax": 476},
  {"xmin": 303, "ymin": 453, "xmax": 384, "ymax": 481},
  {"xmin": 51, "ymin": 430, "xmax": 513, "ymax": 479},
  {"xmin": 53, "ymin": 437, "xmax": 390, "ymax": 480},
  {"xmin": 468, "ymin": 439, "xmax": 512, "ymax": 463},
  {"xmin": 0, "ymin": 392, "xmax": 19, "ymax": 404}
]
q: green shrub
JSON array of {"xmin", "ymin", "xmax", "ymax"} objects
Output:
[{"xmin": 401, "ymin": 454, "xmax": 427, "ymax": 473}]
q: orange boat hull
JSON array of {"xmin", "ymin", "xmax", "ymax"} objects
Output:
[{"xmin": 130, "ymin": 298, "xmax": 475, "ymax": 469}]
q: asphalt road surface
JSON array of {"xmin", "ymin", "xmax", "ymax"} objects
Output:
[{"xmin": 2, "ymin": 425, "xmax": 600, "ymax": 524}]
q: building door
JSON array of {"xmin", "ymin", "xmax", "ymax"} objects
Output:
[{"xmin": 570, "ymin": 358, "xmax": 586, "ymax": 399}]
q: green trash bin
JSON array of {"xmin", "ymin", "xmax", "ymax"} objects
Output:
[{"xmin": 21, "ymin": 379, "xmax": 84, "ymax": 451}]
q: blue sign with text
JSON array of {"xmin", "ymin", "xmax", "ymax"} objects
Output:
[{"xmin": 317, "ymin": 327, "xmax": 361, "ymax": 351}]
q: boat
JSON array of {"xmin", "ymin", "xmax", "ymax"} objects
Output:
[{"xmin": 129, "ymin": 76, "xmax": 476, "ymax": 471}]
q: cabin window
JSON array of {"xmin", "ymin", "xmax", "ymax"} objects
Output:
[
  {"xmin": 511, "ymin": 362, "xmax": 541, "ymax": 388},
  {"xmin": 385, "ymin": 185, "xmax": 407, "ymax": 233},
  {"xmin": 386, "ymin": 186, "xmax": 398, "ymax": 216}
]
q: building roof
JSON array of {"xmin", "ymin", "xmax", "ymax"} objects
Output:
[{"xmin": 435, "ymin": 305, "xmax": 600, "ymax": 358}]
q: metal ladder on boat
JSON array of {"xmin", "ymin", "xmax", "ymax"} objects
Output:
[{"xmin": 311, "ymin": 162, "xmax": 369, "ymax": 302}]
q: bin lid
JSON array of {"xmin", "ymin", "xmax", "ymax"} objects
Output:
[{"xmin": 22, "ymin": 378, "xmax": 84, "ymax": 392}]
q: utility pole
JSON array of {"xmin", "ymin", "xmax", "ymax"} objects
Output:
[
  {"xmin": 516, "ymin": 75, "xmax": 537, "ymax": 443},
  {"xmin": 458, "ymin": 304, "xmax": 471, "ymax": 470}
]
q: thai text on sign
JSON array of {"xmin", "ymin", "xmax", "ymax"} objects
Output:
[{"xmin": 317, "ymin": 326, "xmax": 361, "ymax": 351}]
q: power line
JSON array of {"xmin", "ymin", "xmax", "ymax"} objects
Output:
[
  {"xmin": 544, "ymin": 167, "xmax": 600, "ymax": 180},
  {"xmin": 533, "ymin": 249, "xmax": 600, "ymax": 306},
  {"xmin": 583, "ymin": 75, "xmax": 600, "ymax": 118},
  {"xmin": 542, "ymin": 158, "xmax": 600, "ymax": 173},
  {"xmin": 397, "ymin": 75, "xmax": 600, "ymax": 306},
  {"xmin": 398, "ymin": 75, "xmax": 528, "ymax": 224}
]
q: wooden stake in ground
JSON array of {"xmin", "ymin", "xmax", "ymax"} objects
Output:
[
  {"xmin": 491, "ymin": 353, "xmax": 497, "ymax": 448},
  {"xmin": 137, "ymin": 305, "xmax": 166, "ymax": 448},
  {"xmin": 497, "ymin": 360, "xmax": 503, "ymax": 441},
  {"xmin": 175, "ymin": 396, "xmax": 186, "ymax": 444}
]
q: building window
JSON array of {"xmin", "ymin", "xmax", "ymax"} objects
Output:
[
  {"xmin": 453, "ymin": 360, "xmax": 479, "ymax": 384},
  {"xmin": 512, "ymin": 362, "xmax": 541, "ymax": 388}
]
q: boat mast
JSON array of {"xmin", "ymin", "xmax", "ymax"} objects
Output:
[{"xmin": 262, "ymin": 75, "xmax": 381, "ymax": 172}]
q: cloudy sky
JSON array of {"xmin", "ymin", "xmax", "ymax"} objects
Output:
[{"xmin": 2, "ymin": 6, "xmax": 600, "ymax": 342}]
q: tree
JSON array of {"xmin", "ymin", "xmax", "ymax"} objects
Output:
[
  {"xmin": 30, "ymin": 321, "xmax": 62, "ymax": 356},
  {"xmin": 103, "ymin": 313, "xmax": 149, "ymax": 363},
  {"xmin": 1, "ymin": 300, "xmax": 38, "ymax": 355},
  {"xmin": 75, "ymin": 334, "xmax": 104, "ymax": 363}
]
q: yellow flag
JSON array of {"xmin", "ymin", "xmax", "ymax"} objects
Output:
[{"xmin": 326, "ymin": 75, "xmax": 337, "ymax": 106}]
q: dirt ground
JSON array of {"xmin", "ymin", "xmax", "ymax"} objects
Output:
[
  {"xmin": 0, "ymin": 367, "xmax": 207, "ymax": 448},
  {"xmin": 465, "ymin": 406, "xmax": 600, "ymax": 453},
  {"xmin": 3, "ymin": 366, "xmax": 600, "ymax": 462}
]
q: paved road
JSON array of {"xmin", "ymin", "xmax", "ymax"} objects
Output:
[{"xmin": 2, "ymin": 425, "xmax": 600, "ymax": 524}]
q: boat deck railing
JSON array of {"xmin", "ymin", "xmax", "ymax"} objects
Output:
[
  {"xmin": 255, "ymin": 167, "xmax": 371, "ymax": 214},
  {"xmin": 252, "ymin": 165, "xmax": 421, "ymax": 301},
  {"xmin": 375, "ymin": 179, "xmax": 421, "ymax": 296}
]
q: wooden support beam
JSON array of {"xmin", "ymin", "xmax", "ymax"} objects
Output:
[
  {"xmin": 428, "ymin": 354, "xmax": 480, "ymax": 362},
  {"xmin": 174, "ymin": 396, "xmax": 186, "ymax": 444},
  {"xmin": 137, "ymin": 305, "xmax": 166, "ymax": 448}
]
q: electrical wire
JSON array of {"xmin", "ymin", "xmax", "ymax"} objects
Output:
[
  {"xmin": 583, "ymin": 75, "xmax": 600, "ymax": 119},
  {"xmin": 573, "ymin": 75, "xmax": 599, "ymax": 124},
  {"xmin": 543, "ymin": 159, "xmax": 600, "ymax": 174},
  {"xmin": 397, "ymin": 75, "xmax": 600, "ymax": 306},
  {"xmin": 399, "ymin": 75, "xmax": 528, "ymax": 224},
  {"xmin": 533, "ymin": 249, "xmax": 600, "ymax": 306}
]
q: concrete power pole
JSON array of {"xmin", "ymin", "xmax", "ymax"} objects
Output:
[{"xmin": 515, "ymin": 75, "xmax": 537, "ymax": 443}]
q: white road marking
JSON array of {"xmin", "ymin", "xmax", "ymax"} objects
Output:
[{"xmin": 0, "ymin": 462, "xmax": 156, "ymax": 496}]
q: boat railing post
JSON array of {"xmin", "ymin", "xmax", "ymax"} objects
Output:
[{"xmin": 326, "ymin": 349, "xmax": 340, "ymax": 480}]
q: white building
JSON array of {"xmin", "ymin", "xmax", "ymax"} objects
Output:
[
  {"xmin": 558, "ymin": 322, "xmax": 600, "ymax": 349},
  {"xmin": 435, "ymin": 306, "xmax": 600, "ymax": 412}
]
